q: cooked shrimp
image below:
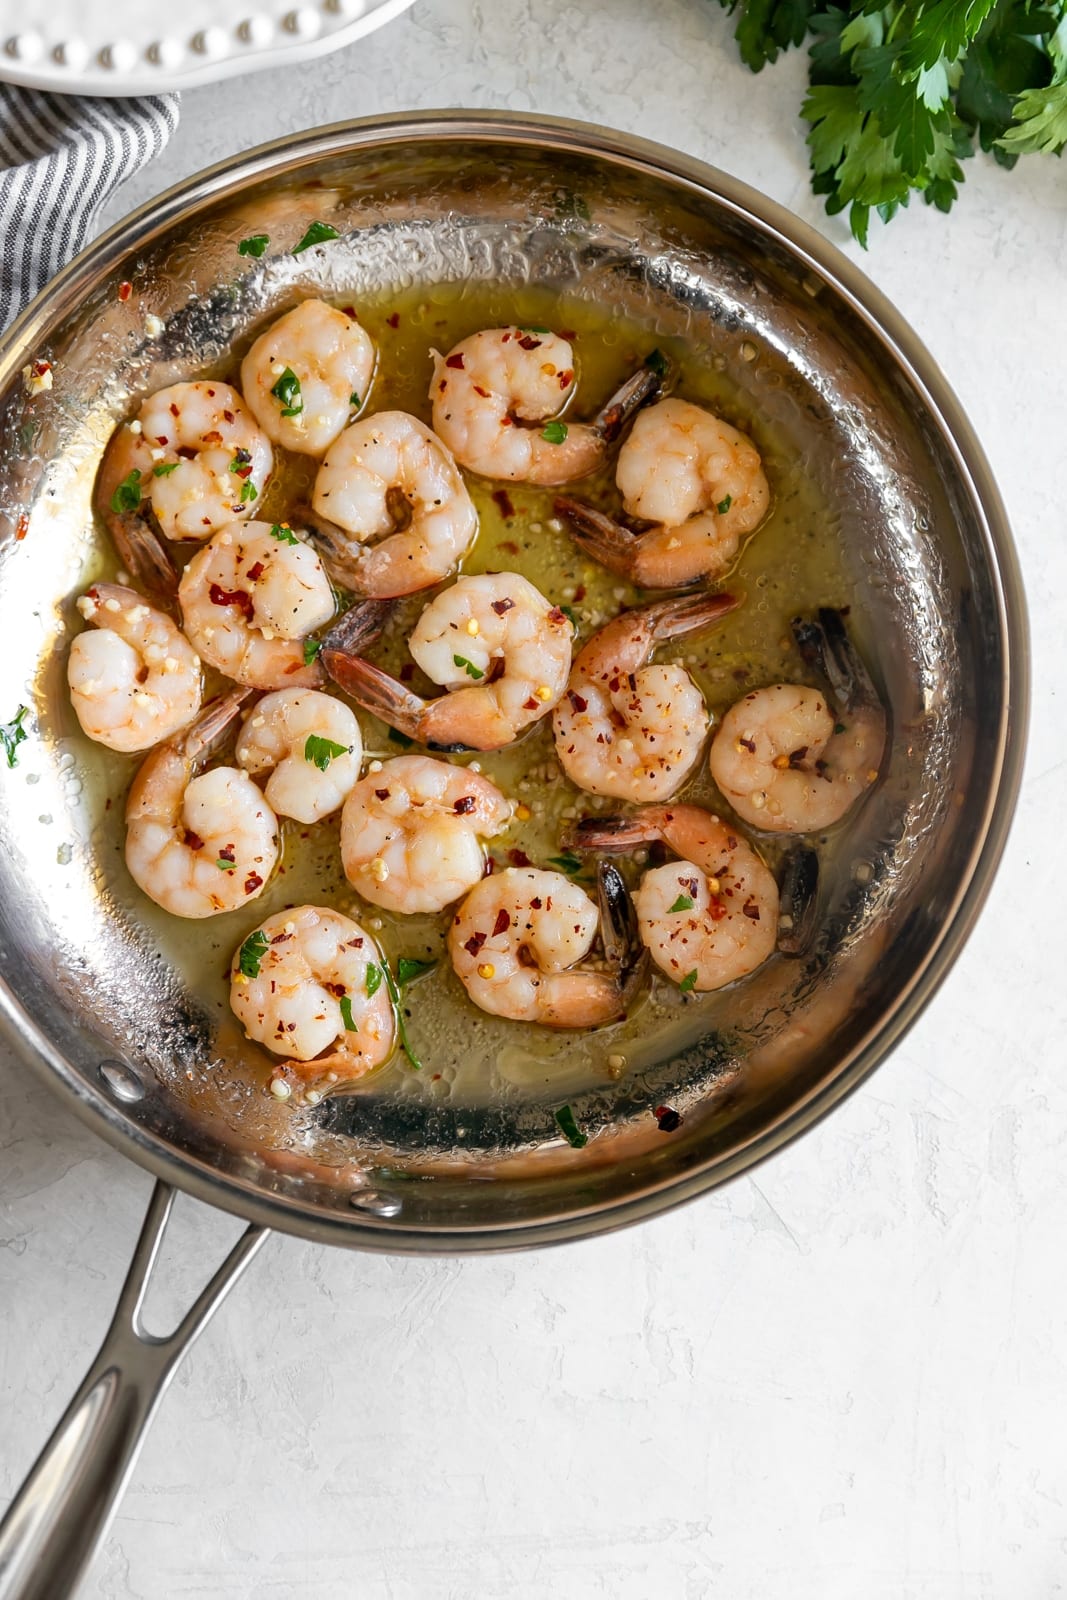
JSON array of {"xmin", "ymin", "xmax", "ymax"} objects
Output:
[
  {"xmin": 68, "ymin": 583, "xmax": 201, "ymax": 753},
  {"xmin": 568, "ymin": 804, "xmax": 778, "ymax": 991},
  {"xmin": 430, "ymin": 329, "xmax": 665, "ymax": 485},
  {"xmin": 558, "ymin": 397, "xmax": 770, "ymax": 587},
  {"xmin": 325, "ymin": 571, "xmax": 572, "ymax": 751},
  {"xmin": 235, "ymin": 689, "xmax": 362, "ymax": 823},
  {"xmin": 448, "ymin": 862, "xmax": 647, "ymax": 1026},
  {"xmin": 178, "ymin": 520, "xmax": 336, "ymax": 690},
  {"xmin": 306, "ymin": 410, "xmax": 477, "ymax": 596},
  {"xmin": 240, "ymin": 299, "xmax": 376, "ymax": 457},
  {"xmin": 229, "ymin": 904, "xmax": 395, "ymax": 1101},
  {"xmin": 709, "ymin": 608, "xmax": 886, "ymax": 833},
  {"xmin": 340, "ymin": 754, "xmax": 512, "ymax": 914},
  {"xmin": 96, "ymin": 381, "xmax": 272, "ymax": 548},
  {"xmin": 125, "ymin": 689, "xmax": 279, "ymax": 918},
  {"xmin": 553, "ymin": 591, "xmax": 737, "ymax": 802}
]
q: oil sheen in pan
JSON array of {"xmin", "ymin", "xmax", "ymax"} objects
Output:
[{"xmin": 67, "ymin": 278, "xmax": 859, "ymax": 1131}]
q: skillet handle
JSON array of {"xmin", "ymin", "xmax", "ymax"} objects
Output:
[{"xmin": 0, "ymin": 1180, "xmax": 269, "ymax": 1600}]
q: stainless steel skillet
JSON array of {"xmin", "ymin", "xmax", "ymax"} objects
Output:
[{"xmin": 0, "ymin": 112, "xmax": 1027, "ymax": 1599}]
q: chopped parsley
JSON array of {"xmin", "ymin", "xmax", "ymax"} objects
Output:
[
  {"xmin": 453, "ymin": 653, "xmax": 485, "ymax": 680},
  {"xmin": 541, "ymin": 420, "xmax": 568, "ymax": 445},
  {"xmin": 716, "ymin": 494, "xmax": 733, "ymax": 515},
  {"xmin": 270, "ymin": 366, "xmax": 303, "ymax": 418},
  {"xmin": 555, "ymin": 1104, "xmax": 588, "ymax": 1148},
  {"xmin": 558, "ymin": 603, "xmax": 580, "ymax": 627},
  {"xmin": 239, "ymin": 480, "xmax": 257, "ymax": 504},
  {"xmin": 396, "ymin": 956, "xmax": 435, "ymax": 987},
  {"xmin": 304, "ymin": 734, "xmax": 348, "ymax": 771},
  {"xmin": 237, "ymin": 234, "xmax": 270, "ymax": 258},
  {"xmin": 293, "ymin": 221, "xmax": 340, "ymax": 254},
  {"xmin": 1, "ymin": 705, "xmax": 30, "ymax": 768},
  {"xmin": 302, "ymin": 637, "xmax": 323, "ymax": 666},
  {"xmin": 270, "ymin": 523, "xmax": 300, "ymax": 546},
  {"xmin": 215, "ymin": 857, "xmax": 235, "ymax": 872},
  {"xmin": 237, "ymin": 929, "xmax": 270, "ymax": 978},
  {"xmin": 109, "ymin": 469, "xmax": 142, "ymax": 514},
  {"xmin": 152, "ymin": 461, "xmax": 179, "ymax": 478},
  {"xmin": 339, "ymin": 994, "xmax": 358, "ymax": 1031},
  {"xmin": 520, "ymin": 324, "xmax": 552, "ymax": 334},
  {"xmin": 548, "ymin": 853, "xmax": 583, "ymax": 876},
  {"xmin": 364, "ymin": 962, "xmax": 383, "ymax": 998},
  {"xmin": 678, "ymin": 970, "xmax": 699, "ymax": 994},
  {"xmin": 382, "ymin": 962, "xmax": 424, "ymax": 1072},
  {"xmin": 349, "ymin": 391, "xmax": 361, "ymax": 408},
  {"xmin": 668, "ymin": 894, "xmax": 695, "ymax": 913}
]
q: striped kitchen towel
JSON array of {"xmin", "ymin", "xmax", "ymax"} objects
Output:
[{"xmin": 0, "ymin": 85, "xmax": 179, "ymax": 331}]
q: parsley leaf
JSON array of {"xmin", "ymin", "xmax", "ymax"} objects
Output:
[
  {"xmin": 541, "ymin": 420, "xmax": 568, "ymax": 445},
  {"xmin": 340, "ymin": 994, "xmax": 358, "ymax": 1031},
  {"xmin": 304, "ymin": 734, "xmax": 348, "ymax": 771},
  {"xmin": 1000, "ymin": 81, "xmax": 1067, "ymax": 154},
  {"xmin": 237, "ymin": 929, "xmax": 269, "ymax": 978},
  {"xmin": 1, "ymin": 705, "xmax": 30, "ymax": 768},
  {"xmin": 349, "ymin": 391, "xmax": 361, "ymax": 408},
  {"xmin": 678, "ymin": 970, "xmax": 699, "ymax": 994},
  {"xmin": 270, "ymin": 523, "xmax": 300, "ymax": 545},
  {"xmin": 555, "ymin": 1104, "xmax": 588, "ymax": 1148},
  {"xmin": 153, "ymin": 461, "xmax": 179, "ymax": 478},
  {"xmin": 239, "ymin": 480, "xmax": 257, "ymax": 504},
  {"xmin": 293, "ymin": 221, "xmax": 340, "ymax": 253},
  {"xmin": 237, "ymin": 234, "xmax": 270, "ymax": 258},
  {"xmin": 365, "ymin": 962, "xmax": 383, "ymax": 998},
  {"xmin": 668, "ymin": 894, "xmax": 695, "ymax": 913},
  {"xmin": 453, "ymin": 653, "xmax": 485, "ymax": 680},
  {"xmin": 396, "ymin": 956, "xmax": 436, "ymax": 986},
  {"xmin": 303, "ymin": 637, "xmax": 323, "ymax": 666},
  {"xmin": 548, "ymin": 853, "xmax": 583, "ymax": 875},
  {"xmin": 716, "ymin": 494, "xmax": 733, "ymax": 515},
  {"xmin": 109, "ymin": 469, "xmax": 142, "ymax": 514},
  {"xmin": 270, "ymin": 366, "xmax": 303, "ymax": 417}
]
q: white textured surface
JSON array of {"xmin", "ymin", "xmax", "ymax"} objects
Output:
[{"xmin": 3, "ymin": 1, "xmax": 1066, "ymax": 1595}]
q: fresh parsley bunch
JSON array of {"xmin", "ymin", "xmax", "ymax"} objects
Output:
[{"xmin": 715, "ymin": 0, "xmax": 1067, "ymax": 243}]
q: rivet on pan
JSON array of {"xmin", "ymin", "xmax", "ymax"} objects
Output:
[
  {"xmin": 349, "ymin": 1190, "xmax": 402, "ymax": 1218},
  {"xmin": 99, "ymin": 1061, "xmax": 145, "ymax": 1103}
]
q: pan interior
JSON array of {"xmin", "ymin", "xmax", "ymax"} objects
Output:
[{"xmin": 0, "ymin": 126, "xmax": 1012, "ymax": 1243}]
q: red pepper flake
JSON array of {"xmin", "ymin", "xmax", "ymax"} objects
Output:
[
  {"xmin": 491, "ymin": 596, "xmax": 515, "ymax": 615},
  {"xmin": 183, "ymin": 828, "xmax": 204, "ymax": 850},
  {"xmin": 560, "ymin": 329, "xmax": 577, "ymax": 342},
  {"xmin": 573, "ymin": 584, "xmax": 586, "ymax": 602},
  {"xmin": 454, "ymin": 795, "xmax": 477, "ymax": 815},
  {"xmin": 464, "ymin": 931, "xmax": 487, "ymax": 957},
  {"xmin": 558, "ymin": 369, "xmax": 574, "ymax": 389},
  {"xmin": 654, "ymin": 1105, "xmax": 683, "ymax": 1132},
  {"xmin": 117, "ymin": 281, "xmax": 132, "ymax": 302},
  {"xmin": 742, "ymin": 899, "xmax": 761, "ymax": 921},
  {"xmin": 209, "ymin": 582, "xmax": 254, "ymax": 619},
  {"xmin": 732, "ymin": 667, "xmax": 749, "ymax": 682},
  {"xmin": 202, "ymin": 429, "xmax": 223, "ymax": 445},
  {"xmin": 374, "ymin": 788, "xmax": 391, "ymax": 801},
  {"xmin": 341, "ymin": 305, "xmax": 358, "ymax": 319},
  {"xmin": 547, "ymin": 606, "xmax": 566, "ymax": 625},
  {"xmin": 15, "ymin": 512, "xmax": 29, "ymax": 541},
  {"xmin": 491, "ymin": 488, "xmax": 516, "ymax": 519},
  {"xmin": 496, "ymin": 542, "xmax": 520, "ymax": 557},
  {"xmin": 507, "ymin": 848, "xmax": 531, "ymax": 868},
  {"xmin": 222, "ymin": 410, "xmax": 235, "ymax": 424},
  {"xmin": 530, "ymin": 896, "xmax": 543, "ymax": 909},
  {"xmin": 217, "ymin": 844, "xmax": 236, "ymax": 865},
  {"xmin": 246, "ymin": 560, "xmax": 264, "ymax": 581},
  {"xmin": 386, "ymin": 313, "xmax": 400, "ymax": 329},
  {"xmin": 492, "ymin": 908, "xmax": 511, "ymax": 936},
  {"xmin": 516, "ymin": 334, "xmax": 542, "ymax": 351},
  {"xmin": 499, "ymin": 415, "xmax": 513, "ymax": 427},
  {"xmin": 445, "ymin": 352, "xmax": 465, "ymax": 369},
  {"xmin": 244, "ymin": 872, "xmax": 264, "ymax": 895},
  {"xmin": 568, "ymin": 690, "xmax": 588, "ymax": 712},
  {"xmin": 709, "ymin": 899, "xmax": 728, "ymax": 922},
  {"xmin": 738, "ymin": 735, "xmax": 756, "ymax": 754},
  {"xmin": 473, "ymin": 384, "xmax": 490, "ymax": 399},
  {"xmin": 169, "ymin": 403, "xmax": 180, "ymax": 418},
  {"xmin": 523, "ymin": 696, "xmax": 539, "ymax": 711}
]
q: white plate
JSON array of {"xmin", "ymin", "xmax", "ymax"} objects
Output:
[{"xmin": 0, "ymin": 0, "xmax": 415, "ymax": 96}]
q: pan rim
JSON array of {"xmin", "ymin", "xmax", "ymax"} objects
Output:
[{"xmin": 0, "ymin": 109, "xmax": 1029, "ymax": 1253}]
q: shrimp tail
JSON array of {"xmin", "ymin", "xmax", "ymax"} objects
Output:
[
  {"xmin": 564, "ymin": 814, "xmax": 660, "ymax": 853},
  {"xmin": 776, "ymin": 844, "xmax": 820, "ymax": 957},
  {"xmin": 792, "ymin": 607, "xmax": 880, "ymax": 714},
  {"xmin": 596, "ymin": 861, "xmax": 650, "ymax": 1007},
  {"xmin": 296, "ymin": 503, "xmax": 365, "ymax": 591},
  {"xmin": 644, "ymin": 589, "xmax": 740, "ymax": 642},
  {"xmin": 593, "ymin": 352, "xmax": 674, "ymax": 443},
  {"xmin": 178, "ymin": 685, "xmax": 255, "ymax": 760},
  {"xmin": 321, "ymin": 652, "xmax": 428, "ymax": 742},
  {"xmin": 105, "ymin": 510, "xmax": 179, "ymax": 603},
  {"xmin": 554, "ymin": 497, "xmax": 642, "ymax": 582},
  {"xmin": 322, "ymin": 597, "xmax": 394, "ymax": 656}
]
